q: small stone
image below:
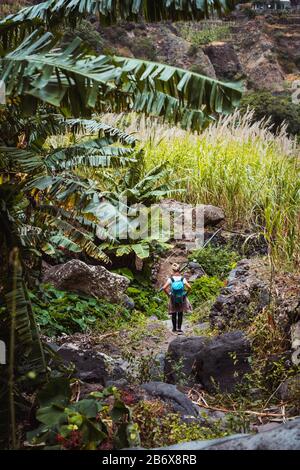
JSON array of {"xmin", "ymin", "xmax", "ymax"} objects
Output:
[
  {"xmin": 278, "ymin": 374, "xmax": 300, "ymax": 402},
  {"xmin": 197, "ymin": 322, "xmax": 210, "ymax": 331}
]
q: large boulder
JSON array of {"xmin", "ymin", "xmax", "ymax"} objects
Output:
[
  {"xmin": 210, "ymin": 258, "xmax": 300, "ymax": 363},
  {"xmin": 42, "ymin": 259, "xmax": 129, "ymax": 303},
  {"xmin": 57, "ymin": 342, "xmax": 127, "ymax": 385},
  {"xmin": 153, "ymin": 199, "xmax": 224, "ymax": 247},
  {"xmin": 158, "ymin": 418, "xmax": 300, "ymax": 450},
  {"xmin": 202, "ymin": 205, "xmax": 225, "ymax": 227},
  {"xmin": 165, "ymin": 331, "xmax": 251, "ymax": 393},
  {"xmin": 210, "ymin": 258, "xmax": 270, "ymax": 330},
  {"xmin": 141, "ymin": 382, "xmax": 199, "ymax": 418}
]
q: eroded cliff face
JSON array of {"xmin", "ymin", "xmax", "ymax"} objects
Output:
[
  {"xmin": 232, "ymin": 15, "xmax": 300, "ymax": 91},
  {"xmin": 98, "ymin": 13, "xmax": 300, "ymax": 93}
]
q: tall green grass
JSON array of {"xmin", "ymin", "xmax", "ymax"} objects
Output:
[
  {"xmin": 60, "ymin": 110, "xmax": 299, "ymax": 269},
  {"xmin": 137, "ymin": 110, "xmax": 300, "ymax": 269}
]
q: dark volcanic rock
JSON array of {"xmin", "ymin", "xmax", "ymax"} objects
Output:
[
  {"xmin": 291, "ymin": 321, "xmax": 300, "ymax": 366},
  {"xmin": 210, "ymin": 259, "xmax": 270, "ymax": 330},
  {"xmin": 165, "ymin": 331, "xmax": 251, "ymax": 393},
  {"xmin": 278, "ymin": 374, "xmax": 300, "ymax": 403},
  {"xmin": 141, "ymin": 382, "xmax": 199, "ymax": 418},
  {"xmin": 57, "ymin": 343, "xmax": 127, "ymax": 385},
  {"xmin": 57, "ymin": 343, "xmax": 108, "ymax": 384}
]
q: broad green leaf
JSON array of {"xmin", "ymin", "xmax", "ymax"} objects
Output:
[
  {"xmin": 38, "ymin": 377, "xmax": 71, "ymax": 407},
  {"xmin": 36, "ymin": 405, "xmax": 66, "ymax": 426},
  {"xmin": 131, "ymin": 243, "xmax": 150, "ymax": 259},
  {"xmin": 71, "ymin": 399, "xmax": 102, "ymax": 418}
]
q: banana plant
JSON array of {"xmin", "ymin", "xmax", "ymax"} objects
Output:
[
  {"xmin": 0, "ymin": 115, "xmax": 137, "ymax": 264},
  {"xmin": 0, "ymin": 0, "xmax": 242, "ymax": 448},
  {"xmin": 93, "ymin": 156, "xmax": 182, "ymax": 260},
  {"xmin": 0, "ymin": 0, "xmax": 242, "ymax": 130}
]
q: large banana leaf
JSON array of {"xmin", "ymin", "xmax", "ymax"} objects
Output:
[
  {"xmin": 0, "ymin": 144, "xmax": 134, "ymax": 179},
  {"xmin": 0, "ymin": 107, "xmax": 141, "ymax": 265},
  {"xmin": 0, "ymin": 0, "xmax": 235, "ymax": 34},
  {"xmin": 64, "ymin": 118, "xmax": 137, "ymax": 146},
  {"xmin": 35, "ymin": 206, "xmax": 111, "ymax": 263},
  {"xmin": 0, "ymin": 32, "xmax": 242, "ymax": 130}
]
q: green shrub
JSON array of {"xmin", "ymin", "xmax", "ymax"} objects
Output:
[
  {"xmin": 132, "ymin": 400, "xmax": 228, "ymax": 448},
  {"xmin": 30, "ymin": 281, "xmax": 168, "ymax": 337},
  {"xmin": 27, "ymin": 378, "xmax": 140, "ymax": 450},
  {"xmin": 189, "ymin": 276, "xmax": 223, "ymax": 305},
  {"xmin": 61, "ymin": 20, "xmax": 104, "ymax": 53},
  {"xmin": 181, "ymin": 23, "xmax": 231, "ymax": 45},
  {"xmin": 126, "ymin": 284, "xmax": 168, "ymax": 320},
  {"xmin": 30, "ymin": 284, "xmax": 131, "ymax": 336},
  {"xmin": 189, "ymin": 246, "xmax": 239, "ymax": 279},
  {"xmin": 240, "ymin": 91, "xmax": 300, "ymax": 136}
]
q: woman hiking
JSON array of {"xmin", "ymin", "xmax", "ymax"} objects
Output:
[{"xmin": 162, "ymin": 263, "xmax": 192, "ymax": 335}]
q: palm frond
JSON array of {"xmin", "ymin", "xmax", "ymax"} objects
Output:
[
  {"xmin": 0, "ymin": 146, "xmax": 44, "ymax": 173},
  {"xmin": 45, "ymin": 139, "xmax": 135, "ymax": 170},
  {"xmin": 26, "ymin": 173, "xmax": 98, "ymax": 204},
  {"xmin": 47, "ymin": 233, "xmax": 81, "ymax": 253},
  {"xmin": 38, "ymin": 204, "xmax": 99, "ymax": 231},
  {"xmin": 0, "ymin": 108, "xmax": 63, "ymax": 148}
]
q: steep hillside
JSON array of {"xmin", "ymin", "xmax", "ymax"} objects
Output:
[{"xmin": 96, "ymin": 13, "xmax": 300, "ymax": 92}]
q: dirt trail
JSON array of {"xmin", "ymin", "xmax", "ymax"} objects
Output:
[{"xmin": 93, "ymin": 316, "xmax": 196, "ymax": 359}]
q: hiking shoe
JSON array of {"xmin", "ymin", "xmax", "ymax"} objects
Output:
[
  {"xmin": 172, "ymin": 329, "xmax": 177, "ymax": 333},
  {"xmin": 177, "ymin": 329, "xmax": 183, "ymax": 335}
]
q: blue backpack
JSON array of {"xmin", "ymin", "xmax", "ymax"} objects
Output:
[{"xmin": 170, "ymin": 276, "xmax": 186, "ymax": 305}]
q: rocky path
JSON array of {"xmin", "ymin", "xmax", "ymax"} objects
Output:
[{"xmin": 42, "ymin": 242, "xmax": 300, "ymax": 449}]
